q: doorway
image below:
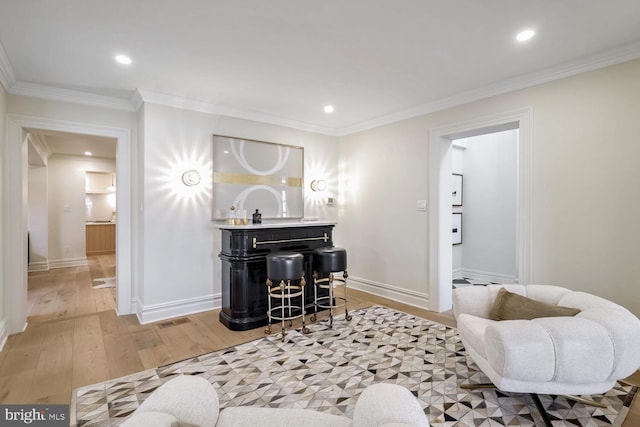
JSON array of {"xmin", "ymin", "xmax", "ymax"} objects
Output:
[
  {"xmin": 427, "ymin": 108, "xmax": 533, "ymax": 312},
  {"xmin": 451, "ymin": 128, "xmax": 519, "ymax": 290},
  {"xmin": 4, "ymin": 115, "xmax": 132, "ymax": 335}
]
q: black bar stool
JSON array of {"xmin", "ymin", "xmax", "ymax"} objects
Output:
[
  {"xmin": 310, "ymin": 247, "xmax": 351, "ymax": 327},
  {"xmin": 265, "ymin": 252, "xmax": 309, "ymax": 341}
]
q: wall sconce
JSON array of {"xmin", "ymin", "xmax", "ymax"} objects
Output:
[
  {"xmin": 182, "ymin": 169, "xmax": 201, "ymax": 186},
  {"xmin": 310, "ymin": 179, "xmax": 326, "ymax": 192}
]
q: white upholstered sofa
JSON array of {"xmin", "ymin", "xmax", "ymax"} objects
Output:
[
  {"xmin": 121, "ymin": 375, "xmax": 430, "ymax": 427},
  {"xmin": 453, "ymin": 284, "xmax": 640, "ymax": 396}
]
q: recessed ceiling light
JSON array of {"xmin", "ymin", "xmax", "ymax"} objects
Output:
[
  {"xmin": 324, "ymin": 105, "xmax": 334, "ymax": 114},
  {"xmin": 516, "ymin": 29, "xmax": 535, "ymax": 42},
  {"xmin": 84, "ymin": 151, "xmax": 93, "ymax": 156},
  {"xmin": 115, "ymin": 54, "xmax": 132, "ymax": 65}
]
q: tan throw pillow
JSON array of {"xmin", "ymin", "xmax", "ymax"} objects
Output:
[{"xmin": 489, "ymin": 288, "xmax": 581, "ymax": 321}]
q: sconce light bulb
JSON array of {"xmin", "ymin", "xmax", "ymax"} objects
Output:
[
  {"xmin": 182, "ymin": 169, "xmax": 201, "ymax": 186},
  {"xmin": 310, "ymin": 179, "xmax": 327, "ymax": 192}
]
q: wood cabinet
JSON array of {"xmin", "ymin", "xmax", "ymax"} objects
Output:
[{"xmin": 86, "ymin": 223, "xmax": 116, "ymax": 255}]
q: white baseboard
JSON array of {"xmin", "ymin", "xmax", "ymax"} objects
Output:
[
  {"xmin": 348, "ymin": 275, "xmax": 429, "ymax": 309},
  {"xmin": 452, "ymin": 268, "xmax": 464, "ymax": 280},
  {"xmin": 0, "ymin": 319, "xmax": 7, "ymax": 352},
  {"xmin": 28, "ymin": 261, "xmax": 50, "ymax": 272},
  {"xmin": 458, "ymin": 268, "xmax": 518, "ymax": 284},
  {"xmin": 136, "ymin": 293, "xmax": 222, "ymax": 324},
  {"xmin": 48, "ymin": 257, "xmax": 87, "ymax": 269}
]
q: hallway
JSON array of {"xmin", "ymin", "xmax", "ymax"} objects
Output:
[{"xmin": 27, "ymin": 255, "xmax": 116, "ymax": 323}]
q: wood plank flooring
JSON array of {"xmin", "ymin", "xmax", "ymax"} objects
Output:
[{"xmin": 1, "ymin": 255, "xmax": 638, "ymax": 426}]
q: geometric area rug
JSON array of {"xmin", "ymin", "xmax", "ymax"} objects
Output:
[{"xmin": 71, "ymin": 306, "xmax": 637, "ymax": 426}]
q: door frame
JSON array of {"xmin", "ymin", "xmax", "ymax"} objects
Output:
[
  {"xmin": 4, "ymin": 114, "xmax": 132, "ymax": 335},
  {"xmin": 427, "ymin": 107, "xmax": 533, "ymax": 311}
]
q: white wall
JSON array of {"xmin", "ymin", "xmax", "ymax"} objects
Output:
[
  {"xmin": 85, "ymin": 193, "xmax": 117, "ymax": 222},
  {"xmin": 137, "ymin": 103, "xmax": 340, "ymax": 322},
  {"xmin": 339, "ymin": 58, "xmax": 640, "ymax": 316},
  {"xmin": 337, "ymin": 119, "xmax": 430, "ymax": 306},
  {"xmin": 47, "ymin": 155, "xmax": 116, "ymax": 267},
  {"xmin": 28, "ymin": 165, "xmax": 48, "ymax": 270},
  {"xmin": 4, "ymin": 58, "xmax": 640, "ymax": 329},
  {"xmin": 451, "ymin": 143, "xmax": 464, "ymax": 275},
  {"xmin": 0, "ymin": 83, "xmax": 7, "ymax": 348},
  {"xmin": 458, "ymin": 130, "xmax": 517, "ymax": 282}
]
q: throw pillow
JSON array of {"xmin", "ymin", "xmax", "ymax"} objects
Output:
[{"xmin": 489, "ymin": 288, "xmax": 581, "ymax": 321}]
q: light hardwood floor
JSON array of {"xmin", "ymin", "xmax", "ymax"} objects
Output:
[{"xmin": 1, "ymin": 255, "xmax": 638, "ymax": 426}]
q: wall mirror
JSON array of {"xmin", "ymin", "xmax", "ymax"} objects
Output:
[{"xmin": 212, "ymin": 134, "xmax": 304, "ymax": 220}]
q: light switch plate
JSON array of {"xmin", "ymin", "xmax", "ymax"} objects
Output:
[{"xmin": 417, "ymin": 200, "xmax": 427, "ymax": 211}]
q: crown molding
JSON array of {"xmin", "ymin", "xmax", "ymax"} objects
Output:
[
  {"xmin": 337, "ymin": 40, "xmax": 640, "ymax": 136},
  {"xmin": 27, "ymin": 132, "xmax": 53, "ymax": 166},
  {"xmin": 2, "ymin": 39, "xmax": 640, "ymax": 137},
  {"xmin": 130, "ymin": 89, "xmax": 144, "ymax": 111},
  {"xmin": 137, "ymin": 89, "xmax": 341, "ymax": 136},
  {"xmin": 27, "ymin": 133, "xmax": 53, "ymax": 163},
  {"xmin": 0, "ymin": 40, "xmax": 16, "ymax": 90},
  {"xmin": 8, "ymin": 81, "xmax": 137, "ymax": 112}
]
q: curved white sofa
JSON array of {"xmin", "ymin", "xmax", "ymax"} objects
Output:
[
  {"xmin": 121, "ymin": 375, "xmax": 430, "ymax": 427},
  {"xmin": 453, "ymin": 284, "xmax": 640, "ymax": 395}
]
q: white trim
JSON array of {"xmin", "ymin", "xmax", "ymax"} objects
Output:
[
  {"xmin": 0, "ymin": 319, "xmax": 7, "ymax": 352},
  {"xmin": 27, "ymin": 133, "xmax": 52, "ymax": 165},
  {"xmin": 457, "ymin": 268, "xmax": 518, "ymax": 285},
  {"xmin": 138, "ymin": 90, "xmax": 340, "ymax": 136},
  {"xmin": 5, "ymin": 114, "xmax": 133, "ymax": 335},
  {"xmin": 27, "ymin": 261, "xmax": 50, "ymax": 272},
  {"xmin": 2, "ymin": 41, "xmax": 639, "ymax": 137},
  {"xmin": 136, "ymin": 293, "xmax": 222, "ymax": 324},
  {"xmin": 428, "ymin": 107, "xmax": 533, "ymax": 312},
  {"xmin": 47, "ymin": 257, "xmax": 87, "ymax": 269},
  {"xmin": 348, "ymin": 276, "xmax": 429, "ymax": 309},
  {"xmin": 4, "ymin": 117, "xmax": 28, "ymax": 334},
  {"xmin": 8, "ymin": 81, "xmax": 136, "ymax": 112},
  {"xmin": 337, "ymin": 41, "xmax": 640, "ymax": 136},
  {"xmin": 129, "ymin": 90, "xmax": 144, "ymax": 111},
  {"xmin": 0, "ymin": 40, "xmax": 16, "ymax": 89}
]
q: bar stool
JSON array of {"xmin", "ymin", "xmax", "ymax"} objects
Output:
[
  {"xmin": 265, "ymin": 252, "xmax": 309, "ymax": 341},
  {"xmin": 310, "ymin": 247, "xmax": 351, "ymax": 328}
]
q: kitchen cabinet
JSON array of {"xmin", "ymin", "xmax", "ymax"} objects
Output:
[
  {"xmin": 86, "ymin": 223, "xmax": 116, "ymax": 255},
  {"xmin": 86, "ymin": 172, "xmax": 115, "ymax": 194}
]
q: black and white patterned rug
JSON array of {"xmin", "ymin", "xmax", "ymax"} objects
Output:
[{"xmin": 71, "ymin": 306, "xmax": 636, "ymax": 426}]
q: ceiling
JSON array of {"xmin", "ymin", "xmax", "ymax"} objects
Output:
[
  {"xmin": 2, "ymin": 1, "xmax": 640, "ymax": 136},
  {"xmin": 28, "ymin": 129, "xmax": 117, "ymax": 159}
]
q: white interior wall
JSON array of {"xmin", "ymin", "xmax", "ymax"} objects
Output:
[
  {"xmin": 337, "ymin": 120, "xmax": 430, "ymax": 306},
  {"xmin": 339, "ymin": 58, "xmax": 640, "ymax": 316},
  {"xmin": 137, "ymin": 104, "xmax": 340, "ymax": 323},
  {"xmin": 459, "ymin": 129, "xmax": 518, "ymax": 282},
  {"xmin": 451, "ymin": 142, "xmax": 464, "ymax": 276},
  {"xmin": 0, "ymin": 83, "xmax": 7, "ymax": 348},
  {"xmin": 85, "ymin": 193, "xmax": 117, "ymax": 222},
  {"xmin": 28, "ymin": 165, "xmax": 48, "ymax": 270},
  {"xmin": 47, "ymin": 155, "xmax": 116, "ymax": 267},
  {"xmin": 3, "ymin": 58, "xmax": 640, "ymax": 331}
]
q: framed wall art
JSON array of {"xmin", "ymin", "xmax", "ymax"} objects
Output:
[
  {"xmin": 452, "ymin": 212, "xmax": 462, "ymax": 245},
  {"xmin": 212, "ymin": 135, "xmax": 304, "ymax": 220},
  {"xmin": 452, "ymin": 173, "xmax": 463, "ymax": 206}
]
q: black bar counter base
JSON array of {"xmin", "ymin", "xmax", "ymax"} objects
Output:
[{"xmin": 217, "ymin": 222, "xmax": 335, "ymax": 331}]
